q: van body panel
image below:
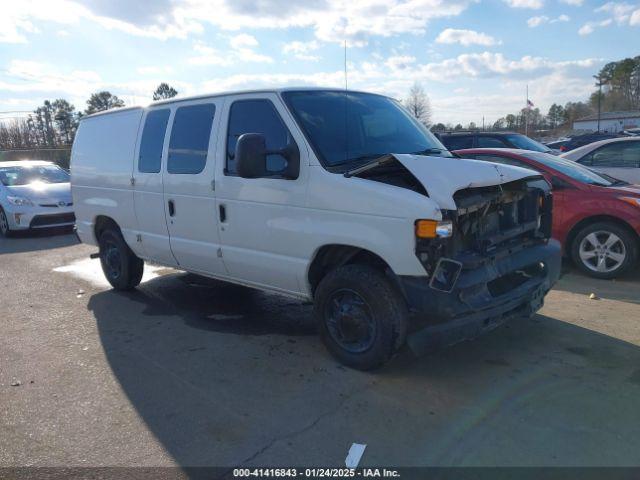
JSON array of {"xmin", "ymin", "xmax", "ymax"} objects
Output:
[
  {"xmin": 161, "ymin": 98, "xmax": 227, "ymax": 275},
  {"xmin": 132, "ymin": 107, "xmax": 177, "ymax": 266},
  {"xmin": 215, "ymin": 93, "xmax": 311, "ymax": 293},
  {"xmin": 71, "ymin": 108, "xmax": 143, "ymax": 249}
]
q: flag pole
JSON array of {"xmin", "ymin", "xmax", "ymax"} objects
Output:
[{"xmin": 525, "ymin": 84, "xmax": 529, "ymax": 137}]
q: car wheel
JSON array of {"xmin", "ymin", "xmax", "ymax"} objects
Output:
[
  {"xmin": 98, "ymin": 228, "xmax": 144, "ymax": 290},
  {"xmin": 0, "ymin": 207, "xmax": 13, "ymax": 237},
  {"xmin": 314, "ymin": 264, "xmax": 408, "ymax": 370},
  {"xmin": 571, "ymin": 222, "xmax": 638, "ymax": 279}
]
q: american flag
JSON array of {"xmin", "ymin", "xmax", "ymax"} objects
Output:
[{"xmin": 527, "ymin": 99, "xmax": 534, "ymax": 108}]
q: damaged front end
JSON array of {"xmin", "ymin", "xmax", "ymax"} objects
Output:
[{"xmin": 405, "ymin": 176, "xmax": 561, "ymax": 354}]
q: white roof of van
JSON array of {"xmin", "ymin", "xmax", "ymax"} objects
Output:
[
  {"xmin": 0, "ymin": 160, "xmax": 54, "ymax": 168},
  {"xmin": 81, "ymin": 87, "xmax": 387, "ymax": 120}
]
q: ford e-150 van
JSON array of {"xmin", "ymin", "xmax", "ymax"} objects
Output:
[{"xmin": 71, "ymin": 88, "xmax": 561, "ymax": 369}]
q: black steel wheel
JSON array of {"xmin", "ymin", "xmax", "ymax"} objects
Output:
[
  {"xmin": 314, "ymin": 264, "xmax": 408, "ymax": 370},
  {"xmin": 98, "ymin": 228, "xmax": 144, "ymax": 290}
]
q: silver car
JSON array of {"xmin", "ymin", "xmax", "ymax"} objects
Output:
[{"xmin": 0, "ymin": 160, "xmax": 75, "ymax": 237}]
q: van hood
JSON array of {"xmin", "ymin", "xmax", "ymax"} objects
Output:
[
  {"xmin": 392, "ymin": 154, "xmax": 542, "ymax": 210},
  {"xmin": 5, "ymin": 182, "xmax": 72, "ymax": 205}
]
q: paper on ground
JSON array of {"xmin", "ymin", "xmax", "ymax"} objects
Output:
[{"xmin": 345, "ymin": 443, "xmax": 366, "ymax": 468}]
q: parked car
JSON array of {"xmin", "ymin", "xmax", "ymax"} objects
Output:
[
  {"xmin": 71, "ymin": 88, "xmax": 561, "ymax": 369},
  {"xmin": 438, "ymin": 131, "xmax": 553, "ymax": 153},
  {"xmin": 560, "ymin": 137, "xmax": 640, "ymax": 184},
  {"xmin": 454, "ymin": 148, "xmax": 640, "ymax": 278},
  {"xmin": 545, "ymin": 139, "xmax": 570, "ymax": 152},
  {"xmin": 0, "ymin": 160, "xmax": 75, "ymax": 237},
  {"xmin": 557, "ymin": 132, "xmax": 621, "ymax": 152}
]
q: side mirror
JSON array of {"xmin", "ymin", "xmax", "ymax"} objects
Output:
[
  {"xmin": 550, "ymin": 176, "xmax": 570, "ymax": 190},
  {"xmin": 236, "ymin": 133, "xmax": 268, "ymax": 178},
  {"xmin": 235, "ymin": 133, "xmax": 300, "ymax": 179}
]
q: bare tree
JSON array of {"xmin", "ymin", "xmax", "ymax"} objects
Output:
[{"xmin": 404, "ymin": 82, "xmax": 432, "ymax": 127}]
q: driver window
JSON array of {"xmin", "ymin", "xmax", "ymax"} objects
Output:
[{"xmin": 226, "ymin": 99, "xmax": 294, "ymax": 176}]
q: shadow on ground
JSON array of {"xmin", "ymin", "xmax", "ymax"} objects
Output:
[
  {"xmin": 553, "ymin": 260, "xmax": 640, "ymax": 304},
  {"xmin": 87, "ymin": 271, "xmax": 640, "ymax": 468},
  {"xmin": 0, "ymin": 227, "xmax": 78, "ymax": 255}
]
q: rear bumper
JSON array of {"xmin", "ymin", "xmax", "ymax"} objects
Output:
[{"xmin": 401, "ymin": 239, "xmax": 561, "ymax": 353}]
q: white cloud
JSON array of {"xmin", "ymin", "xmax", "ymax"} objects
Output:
[
  {"xmin": 282, "ymin": 40, "xmax": 321, "ymax": 61},
  {"xmin": 527, "ymin": 14, "xmax": 570, "ymax": 26},
  {"xmin": 578, "ymin": 18, "xmax": 613, "ymax": 35},
  {"xmin": 435, "ymin": 28, "xmax": 500, "ymax": 46},
  {"xmin": 229, "ymin": 33, "xmax": 258, "ymax": 49},
  {"xmin": 596, "ymin": 1, "xmax": 636, "ymax": 23},
  {"xmin": 0, "ymin": 0, "xmax": 477, "ymax": 46},
  {"xmin": 384, "ymin": 55, "xmax": 417, "ymax": 70},
  {"xmin": 560, "ymin": 0, "xmax": 583, "ymax": 5},
  {"xmin": 136, "ymin": 66, "xmax": 175, "ymax": 75},
  {"xmin": 188, "ymin": 37, "xmax": 273, "ymax": 66},
  {"xmin": 503, "ymin": 0, "xmax": 544, "ymax": 9},
  {"xmin": 631, "ymin": 8, "xmax": 640, "ymax": 24}
]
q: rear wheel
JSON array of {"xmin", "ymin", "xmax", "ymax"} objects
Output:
[
  {"xmin": 98, "ymin": 228, "xmax": 144, "ymax": 290},
  {"xmin": 0, "ymin": 207, "xmax": 13, "ymax": 237},
  {"xmin": 314, "ymin": 264, "xmax": 408, "ymax": 370},
  {"xmin": 571, "ymin": 222, "xmax": 638, "ymax": 279}
]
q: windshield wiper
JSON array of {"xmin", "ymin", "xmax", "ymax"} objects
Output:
[{"xmin": 343, "ymin": 154, "xmax": 394, "ymax": 178}]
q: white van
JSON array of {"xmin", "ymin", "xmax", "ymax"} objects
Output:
[{"xmin": 71, "ymin": 88, "xmax": 561, "ymax": 369}]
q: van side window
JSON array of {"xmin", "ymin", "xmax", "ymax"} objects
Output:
[
  {"xmin": 139, "ymin": 109, "xmax": 170, "ymax": 173},
  {"xmin": 226, "ymin": 99, "xmax": 291, "ymax": 176},
  {"xmin": 168, "ymin": 104, "xmax": 216, "ymax": 174}
]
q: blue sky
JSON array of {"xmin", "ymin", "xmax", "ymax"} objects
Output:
[{"xmin": 1, "ymin": 0, "xmax": 639, "ymax": 125}]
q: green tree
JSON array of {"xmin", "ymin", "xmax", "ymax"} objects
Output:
[
  {"xmin": 505, "ymin": 114, "xmax": 517, "ymax": 130},
  {"xmin": 430, "ymin": 123, "xmax": 446, "ymax": 132},
  {"xmin": 547, "ymin": 104, "xmax": 565, "ymax": 129},
  {"xmin": 153, "ymin": 83, "xmax": 178, "ymax": 101},
  {"xmin": 52, "ymin": 99, "xmax": 78, "ymax": 144},
  {"xmin": 85, "ymin": 91, "xmax": 125, "ymax": 115},
  {"xmin": 32, "ymin": 100, "xmax": 56, "ymax": 147},
  {"xmin": 492, "ymin": 118, "xmax": 505, "ymax": 130}
]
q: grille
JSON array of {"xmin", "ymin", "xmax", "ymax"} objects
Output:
[{"xmin": 30, "ymin": 213, "xmax": 76, "ymax": 228}]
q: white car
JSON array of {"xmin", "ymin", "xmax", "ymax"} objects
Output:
[
  {"xmin": 0, "ymin": 161, "xmax": 75, "ymax": 237},
  {"xmin": 560, "ymin": 137, "xmax": 640, "ymax": 184},
  {"xmin": 71, "ymin": 87, "xmax": 561, "ymax": 369}
]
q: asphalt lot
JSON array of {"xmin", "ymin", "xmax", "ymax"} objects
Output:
[{"xmin": 1, "ymin": 230, "xmax": 640, "ymax": 468}]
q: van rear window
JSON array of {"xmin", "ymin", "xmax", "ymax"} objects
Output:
[
  {"xmin": 138, "ymin": 109, "xmax": 170, "ymax": 173},
  {"xmin": 168, "ymin": 104, "xmax": 216, "ymax": 174}
]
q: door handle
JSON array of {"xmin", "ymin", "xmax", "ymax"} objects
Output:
[
  {"xmin": 219, "ymin": 204, "xmax": 226, "ymax": 223},
  {"xmin": 168, "ymin": 199, "xmax": 175, "ymax": 217}
]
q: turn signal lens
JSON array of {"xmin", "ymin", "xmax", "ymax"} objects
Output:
[
  {"xmin": 416, "ymin": 220, "xmax": 453, "ymax": 238},
  {"xmin": 619, "ymin": 196, "xmax": 640, "ymax": 208}
]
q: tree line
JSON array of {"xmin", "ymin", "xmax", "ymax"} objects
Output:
[
  {"xmin": 428, "ymin": 55, "xmax": 639, "ymax": 135},
  {"xmin": 0, "ymin": 83, "xmax": 178, "ymax": 150}
]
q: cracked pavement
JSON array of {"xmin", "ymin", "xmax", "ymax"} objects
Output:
[{"xmin": 1, "ymin": 231, "xmax": 640, "ymax": 467}]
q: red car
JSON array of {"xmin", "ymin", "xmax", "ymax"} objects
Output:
[{"xmin": 454, "ymin": 148, "xmax": 640, "ymax": 278}]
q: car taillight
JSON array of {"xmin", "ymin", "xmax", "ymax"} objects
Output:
[{"xmin": 560, "ymin": 145, "xmax": 567, "ymax": 152}]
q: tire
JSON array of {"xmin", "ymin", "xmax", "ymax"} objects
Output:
[
  {"xmin": 314, "ymin": 264, "xmax": 408, "ymax": 370},
  {"xmin": 570, "ymin": 221, "xmax": 638, "ymax": 279},
  {"xmin": 98, "ymin": 228, "xmax": 144, "ymax": 290},
  {"xmin": 0, "ymin": 207, "xmax": 13, "ymax": 238}
]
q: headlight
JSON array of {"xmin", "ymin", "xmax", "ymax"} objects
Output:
[
  {"xmin": 415, "ymin": 219, "xmax": 453, "ymax": 238},
  {"xmin": 619, "ymin": 197, "xmax": 640, "ymax": 208},
  {"xmin": 6, "ymin": 195, "xmax": 34, "ymax": 206}
]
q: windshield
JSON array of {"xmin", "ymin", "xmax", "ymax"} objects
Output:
[
  {"xmin": 505, "ymin": 134, "xmax": 551, "ymax": 153},
  {"xmin": 524, "ymin": 152, "xmax": 615, "ymax": 186},
  {"xmin": 282, "ymin": 90, "xmax": 451, "ymax": 168},
  {"xmin": 0, "ymin": 164, "xmax": 70, "ymax": 186}
]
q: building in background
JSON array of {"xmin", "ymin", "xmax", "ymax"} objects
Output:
[{"xmin": 573, "ymin": 111, "xmax": 640, "ymax": 133}]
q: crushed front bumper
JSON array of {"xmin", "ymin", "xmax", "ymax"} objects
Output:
[{"xmin": 400, "ymin": 239, "xmax": 561, "ymax": 354}]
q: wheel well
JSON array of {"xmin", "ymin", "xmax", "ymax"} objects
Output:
[
  {"xmin": 566, "ymin": 215, "xmax": 640, "ymax": 252},
  {"xmin": 308, "ymin": 245, "xmax": 394, "ymax": 296},
  {"xmin": 93, "ymin": 215, "xmax": 120, "ymax": 242}
]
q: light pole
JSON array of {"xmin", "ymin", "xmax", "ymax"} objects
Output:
[{"xmin": 594, "ymin": 75, "xmax": 602, "ymax": 133}]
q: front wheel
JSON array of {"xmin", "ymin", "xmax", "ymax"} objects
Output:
[
  {"xmin": 0, "ymin": 207, "xmax": 13, "ymax": 237},
  {"xmin": 571, "ymin": 222, "xmax": 638, "ymax": 279},
  {"xmin": 98, "ymin": 228, "xmax": 144, "ymax": 290},
  {"xmin": 314, "ymin": 264, "xmax": 408, "ymax": 370}
]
